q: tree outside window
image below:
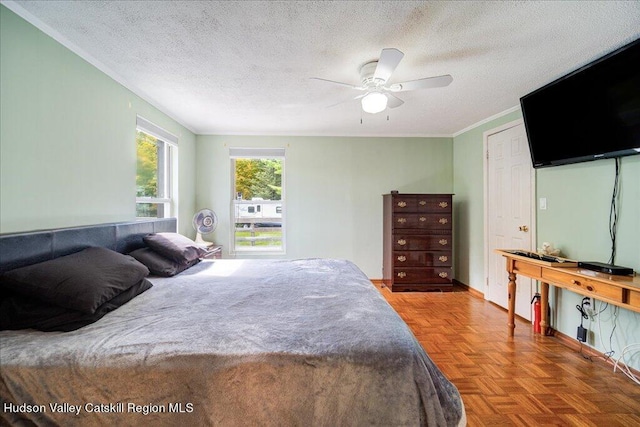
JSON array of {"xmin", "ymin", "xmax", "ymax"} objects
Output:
[
  {"xmin": 136, "ymin": 129, "xmax": 171, "ymax": 218},
  {"xmin": 232, "ymin": 156, "xmax": 284, "ymax": 253}
]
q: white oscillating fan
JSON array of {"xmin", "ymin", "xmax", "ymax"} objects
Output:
[{"xmin": 192, "ymin": 209, "xmax": 218, "ymax": 245}]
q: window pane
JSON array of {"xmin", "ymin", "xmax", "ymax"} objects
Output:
[
  {"xmin": 136, "ymin": 202, "xmax": 165, "ymax": 218},
  {"xmin": 136, "ymin": 131, "xmax": 165, "ymax": 198},
  {"xmin": 233, "ymin": 158, "xmax": 284, "ymax": 252},
  {"xmin": 136, "ymin": 119, "xmax": 175, "ymax": 220},
  {"xmin": 234, "ymin": 223, "xmax": 282, "ymax": 249},
  {"xmin": 234, "ymin": 159, "xmax": 282, "ymax": 201}
]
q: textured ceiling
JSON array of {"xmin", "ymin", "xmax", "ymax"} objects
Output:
[{"xmin": 4, "ymin": 1, "xmax": 640, "ymax": 136}]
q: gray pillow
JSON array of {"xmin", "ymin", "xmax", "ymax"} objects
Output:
[
  {"xmin": 143, "ymin": 232, "xmax": 207, "ymax": 264},
  {"xmin": 0, "ymin": 278, "xmax": 153, "ymax": 332},
  {"xmin": 129, "ymin": 248, "xmax": 200, "ymax": 277},
  {"xmin": 0, "ymin": 247, "xmax": 149, "ymax": 314}
]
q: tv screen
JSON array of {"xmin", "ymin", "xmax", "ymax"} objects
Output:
[{"xmin": 520, "ymin": 38, "xmax": 640, "ymax": 168}]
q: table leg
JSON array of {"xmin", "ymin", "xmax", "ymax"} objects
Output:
[
  {"xmin": 540, "ymin": 281, "xmax": 550, "ymax": 335},
  {"xmin": 508, "ymin": 272, "xmax": 516, "ymax": 337}
]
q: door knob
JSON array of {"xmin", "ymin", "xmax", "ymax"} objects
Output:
[{"xmin": 519, "ymin": 225, "xmax": 529, "ymax": 232}]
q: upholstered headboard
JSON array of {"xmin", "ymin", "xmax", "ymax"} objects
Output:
[{"xmin": 0, "ymin": 218, "xmax": 176, "ymax": 274}]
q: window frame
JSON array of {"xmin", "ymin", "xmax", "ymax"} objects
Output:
[
  {"xmin": 135, "ymin": 116, "xmax": 178, "ymax": 219},
  {"xmin": 230, "ymin": 148, "xmax": 286, "ymax": 255}
]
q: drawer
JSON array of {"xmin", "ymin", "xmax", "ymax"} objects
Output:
[
  {"xmin": 392, "ymin": 195, "xmax": 453, "ymax": 213},
  {"xmin": 393, "ymin": 267, "xmax": 453, "ymax": 284},
  {"xmin": 416, "ymin": 196, "xmax": 452, "ymax": 213},
  {"xmin": 393, "ymin": 214, "xmax": 452, "ymax": 230},
  {"xmin": 393, "ymin": 235, "xmax": 452, "ymax": 251},
  {"xmin": 513, "ymin": 260, "xmax": 542, "ymax": 280},
  {"xmin": 392, "ymin": 197, "xmax": 417, "ymax": 212},
  {"xmin": 542, "ymin": 269, "xmax": 624, "ymax": 302},
  {"xmin": 394, "ymin": 251, "xmax": 451, "ymax": 267}
]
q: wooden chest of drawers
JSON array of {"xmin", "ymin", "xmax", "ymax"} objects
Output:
[{"xmin": 383, "ymin": 193, "xmax": 453, "ymax": 291}]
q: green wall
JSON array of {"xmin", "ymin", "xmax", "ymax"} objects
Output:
[
  {"xmin": 452, "ymin": 110, "xmax": 523, "ymax": 290},
  {"xmin": 196, "ymin": 135, "xmax": 453, "ymax": 278},
  {"xmin": 537, "ymin": 156, "xmax": 640, "ymax": 369},
  {"xmin": 453, "ymin": 111, "xmax": 640, "ymax": 370},
  {"xmin": 0, "ymin": 5, "xmax": 197, "ymax": 236}
]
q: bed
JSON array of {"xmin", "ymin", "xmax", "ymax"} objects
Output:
[{"xmin": 0, "ymin": 219, "xmax": 465, "ymax": 426}]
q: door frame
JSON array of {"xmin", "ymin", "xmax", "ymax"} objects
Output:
[{"xmin": 483, "ymin": 118, "xmax": 537, "ymax": 299}]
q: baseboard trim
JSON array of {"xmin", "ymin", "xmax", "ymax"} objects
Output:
[
  {"xmin": 452, "ymin": 279, "xmax": 484, "ymax": 299},
  {"xmin": 372, "ymin": 278, "xmax": 486, "ymax": 298},
  {"xmin": 370, "ymin": 279, "xmax": 385, "ymax": 289}
]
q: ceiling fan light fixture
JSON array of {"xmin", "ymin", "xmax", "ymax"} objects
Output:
[
  {"xmin": 312, "ymin": 48, "xmax": 452, "ymax": 115},
  {"xmin": 361, "ymin": 92, "xmax": 387, "ymax": 114}
]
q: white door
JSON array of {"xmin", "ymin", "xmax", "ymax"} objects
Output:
[{"xmin": 486, "ymin": 122, "xmax": 535, "ymax": 320}]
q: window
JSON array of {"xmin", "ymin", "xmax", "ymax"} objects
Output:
[
  {"xmin": 230, "ymin": 148, "xmax": 285, "ymax": 254},
  {"xmin": 136, "ymin": 116, "xmax": 177, "ymax": 218}
]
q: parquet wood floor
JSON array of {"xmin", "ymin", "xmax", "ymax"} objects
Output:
[{"xmin": 377, "ymin": 284, "xmax": 640, "ymax": 426}]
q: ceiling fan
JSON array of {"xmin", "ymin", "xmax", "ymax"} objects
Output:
[{"xmin": 311, "ymin": 48, "xmax": 453, "ymax": 114}]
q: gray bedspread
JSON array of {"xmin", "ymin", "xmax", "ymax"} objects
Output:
[{"xmin": 1, "ymin": 259, "xmax": 465, "ymax": 426}]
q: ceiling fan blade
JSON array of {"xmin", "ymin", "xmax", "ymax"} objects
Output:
[
  {"xmin": 310, "ymin": 77, "xmax": 365, "ymax": 90},
  {"xmin": 389, "ymin": 74, "xmax": 453, "ymax": 92},
  {"xmin": 326, "ymin": 93, "xmax": 366, "ymax": 108},
  {"xmin": 373, "ymin": 48, "xmax": 404, "ymax": 83},
  {"xmin": 386, "ymin": 93, "xmax": 404, "ymax": 109}
]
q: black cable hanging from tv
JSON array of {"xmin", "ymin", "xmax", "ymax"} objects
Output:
[{"xmin": 608, "ymin": 157, "xmax": 621, "ymax": 264}]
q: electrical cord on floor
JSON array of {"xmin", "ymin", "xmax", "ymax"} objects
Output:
[
  {"xmin": 578, "ymin": 341, "xmax": 591, "ymax": 361},
  {"xmin": 577, "ymin": 300, "xmax": 638, "ymax": 386},
  {"xmin": 613, "ymin": 343, "xmax": 640, "ymax": 386}
]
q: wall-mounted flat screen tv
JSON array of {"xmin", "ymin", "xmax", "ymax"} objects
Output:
[{"xmin": 520, "ymin": 38, "xmax": 640, "ymax": 168}]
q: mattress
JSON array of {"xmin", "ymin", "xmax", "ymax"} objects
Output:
[{"xmin": 0, "ymin": 258, "xmax": 465, "ymax": 426}]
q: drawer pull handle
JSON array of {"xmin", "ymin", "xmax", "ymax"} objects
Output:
[
  {"xmin": 419, "ymin": 200, "xmax": 427, "ymax": 206},
  {"xmin": 419, "ymin": 216, "xmax": 427, "ymax": 222},
  {"xmin": 397, "ymin": 255, "xmax": 406, "ymax": 262},
  {"xmin": 397, "ymin": 239, "xmax": 406, "ymax": 246},
  {"xmin": 439, "ymin": 239, "xmax": 448, "ymax": 246},
  {"xmin": 397, "ymin": 272, "xmax": 407, "ymax": 278},
  {"xmin": 439, "ymin": 272, "xmax": 449, "ymax": 278},
  {"xmin": 571, "ymin": 279, "xmax": 581, "ymax": 286},
  {"xmin": 586, "ymin": 285, "xmax": 594, "ymax": 292},
  {"xmin": 397, "ymin": 201, "xmax": 407, "ymax": 208},
  {"xmin": 439, "ymin": 256, "xmax": 448, "ymax": 262},
  {"xmin": 439, "ymin": 202, "xmax": 448, "ymax": 208},
  {"xmin": 397, "ymin": 217, "xmax": 407, "ymax": 224},
  {"xmin": 439, "ymin": 218, "xmax": 448, "ymax": 224}
]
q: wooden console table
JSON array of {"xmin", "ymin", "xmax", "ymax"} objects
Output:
[{"xmin": 496, "ymin": 249, "xmax": 640, "ymax": 337}]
